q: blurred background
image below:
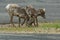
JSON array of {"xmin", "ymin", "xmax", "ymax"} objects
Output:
[{"xmin": 0, "ymin": 0, "xmax": 60, "ymax": 23}]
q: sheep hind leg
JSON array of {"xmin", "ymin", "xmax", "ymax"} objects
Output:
[
  {"xmin": 35, "ymin": 17, "xmax": 38, "ymax": 27},
  {"xmin": 10, "ymin": 16, "xmax": 15, "ymax": 27},
  {"xmin": 18, "ymin": 17, "xmax": 21, "ymax": 27}
]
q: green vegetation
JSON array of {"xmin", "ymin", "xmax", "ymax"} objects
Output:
[{"xmin": 39, "ymin": 23, "xmax": 60, "ymax": 29}]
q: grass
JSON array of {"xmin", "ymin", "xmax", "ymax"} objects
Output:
[
  {"xmin": 40, "ymin": 23, "xmax": 60, "ymax": 29},
  {"xmin": 0, "ymin": 23, "xmax": 60, "ymax": 33}
]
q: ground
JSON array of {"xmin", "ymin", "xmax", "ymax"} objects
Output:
[{"xmin": 0, "ymin": 23, "xmax": 60, "ymax": 34}]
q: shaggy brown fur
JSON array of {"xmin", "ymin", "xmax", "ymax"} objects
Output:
[
  {"xmin": 26, "ymin": 6, "xmax": 46, "ymax": 26},
  {"xmin": 6, "ymin": 4, "xmax": 29, "ymax": 27}
]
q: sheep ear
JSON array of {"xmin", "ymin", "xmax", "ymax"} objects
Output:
[{"xmin": 43, "ymin": 8, "xmax": 45, "ymax": 12}]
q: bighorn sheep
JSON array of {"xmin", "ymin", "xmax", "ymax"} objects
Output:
[
  {"xmin": 26, "ymin": 5, "xmax": 46, "ymax": 26},
  {"xmin": 5, "ymin": 4, "xmax": 29, "ymax": 27}
]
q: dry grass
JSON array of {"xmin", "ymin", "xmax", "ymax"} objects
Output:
[{"xmin": 0, "ymin": 23, "xmax": 60, "ymax": 34}]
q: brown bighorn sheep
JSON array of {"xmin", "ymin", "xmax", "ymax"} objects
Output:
[
  {"xmin": 5, "ymin": 4, "xmax": 29, "ymax": 27},
  {"xmin": 26, "ymin": 5, "xmax": 46, "ymax": 26}
]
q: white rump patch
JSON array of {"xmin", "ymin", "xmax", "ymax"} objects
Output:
[
  {"xmin": 5, "ymin": 4, "xmax": 20, "ymax": 10},
  {"xmin": 5, "ymin": 4, "xmax": 11, "ymax": 9}
]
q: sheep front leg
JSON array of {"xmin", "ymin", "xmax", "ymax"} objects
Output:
[{"xmin": 21, "ymin": 18, "xmax": 26, "ymax": 25}]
